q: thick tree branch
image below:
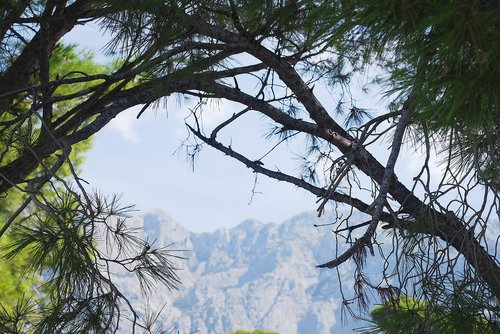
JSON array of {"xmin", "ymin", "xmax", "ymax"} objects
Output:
[
  {"xmin": 183, "ymin": 54, "xmax": 500, "ymax": 295},
  {"xmin": 0, "ymin": 0, "xmax": 31, "ymax": 42},
  {"xmin": 0, "ymin": 4, "xmax": 497, "ymax": 300},
  {"xmin": 0, "ymin": 0, "xmax": 94, "ymax": 114},
  {"xmin": 187, "ymin": 124, "xmax": 398, "ymax": 226}
]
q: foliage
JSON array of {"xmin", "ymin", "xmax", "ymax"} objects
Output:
[
  {"xmin": 0, "ymin": 232, "xmax": 38, "ymax": 313},
  {"xmin": 361, "ymin": 295, "xmax": 500, "ymax": 334},
  {"xmin": 1, "ymin": 23, "xmax": 181, "ymax": 332},
  {"xmin": 0, "ymin": 44, "xmax": 97, "ymax": 313},
  {"xmin": 0, "ymin": 0, "xmax": 499, "ymax": 331},
  {"xmin": 330, "ymin": 0, "xmax": 500, "ymax": 192},
  {"xmin": 1, "ymin": 192, "xmax": 182, "ymax": 332},
  {"xmin": 335, "ymin": 1, "xmax": 498, "ymax": 122}
]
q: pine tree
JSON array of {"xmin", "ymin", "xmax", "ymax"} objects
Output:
[{"xmin": 1, "ymin": 0, "xmax": 498, "ymax": 331}]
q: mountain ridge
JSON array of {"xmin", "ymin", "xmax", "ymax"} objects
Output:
[{"xmin": 119, "ymin": 210, "xmax": 368, "ymax": 333}]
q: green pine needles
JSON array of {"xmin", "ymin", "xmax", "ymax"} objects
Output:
[{"xmin": 1, "ymin": 191, "xmax": 182, "ymax": 333}]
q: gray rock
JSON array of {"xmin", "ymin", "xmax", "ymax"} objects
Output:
[{"xmin": 116, "ymin": 210, "xmax": 371, "ymax": 334}]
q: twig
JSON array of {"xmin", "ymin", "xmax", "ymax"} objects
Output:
[{"xmin": 317, "ymin": 95, "xmax": 415, "ymax": 269}]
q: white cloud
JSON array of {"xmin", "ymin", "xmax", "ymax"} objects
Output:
[
  {"xmin": 173, "ymin": 98, "xmax": 237, "ymax": 126},
  {"xmin": 109, "ymin": 108, "xmax": 141, "ymax": 144}
]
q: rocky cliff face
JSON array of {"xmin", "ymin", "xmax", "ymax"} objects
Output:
[{"xmin": 117, "ymin": 210, "xmax": 370, "ymax": 334}]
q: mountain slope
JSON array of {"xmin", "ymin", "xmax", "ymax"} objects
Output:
[{"xmin": 119, "ymin": 210, "xmax": 369, "ymax": 333}]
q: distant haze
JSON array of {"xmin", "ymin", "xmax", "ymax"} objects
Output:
[{"xmin": 114, "ymin": 210, "xmax": 376, "ymax": 333}]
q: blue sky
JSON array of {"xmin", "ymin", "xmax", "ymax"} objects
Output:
[
  {"xmin": 63, "ymin": 24, "xmax": 323, "ymax": 232},
  {"xmin": 62, "ymin": 23, "xmax": 435, "ymax": 233}
]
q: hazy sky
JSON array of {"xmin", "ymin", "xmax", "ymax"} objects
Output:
[
  {"xmin": 62, "ymin": 24, "xmax": 325, "ymax": 232},
  {"xmin": 62, "ymin": 23, "xmax": 427, "ymax": 232}
]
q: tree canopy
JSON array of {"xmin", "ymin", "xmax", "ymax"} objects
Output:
[
  {"xmin": 0, "ymin": 0, "xmax": 498, "ymax": 331},
  {"xmin": 362, "ymin": 295, "xmax": 500, "ymax": 334}
]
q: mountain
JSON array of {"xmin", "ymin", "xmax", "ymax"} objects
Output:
[{"xmin": 116, "ymin": 210, "xmax": 373, "ymax": 333}]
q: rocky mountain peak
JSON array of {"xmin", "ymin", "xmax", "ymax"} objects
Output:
[{"xmin": 116, "ymin": 210, "xmax": 368, "ymax": 333}]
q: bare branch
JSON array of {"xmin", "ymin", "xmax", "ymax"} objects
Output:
[{"xmin": 318, "ymin": 95, "xmax": 414, "ymax": 268}]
